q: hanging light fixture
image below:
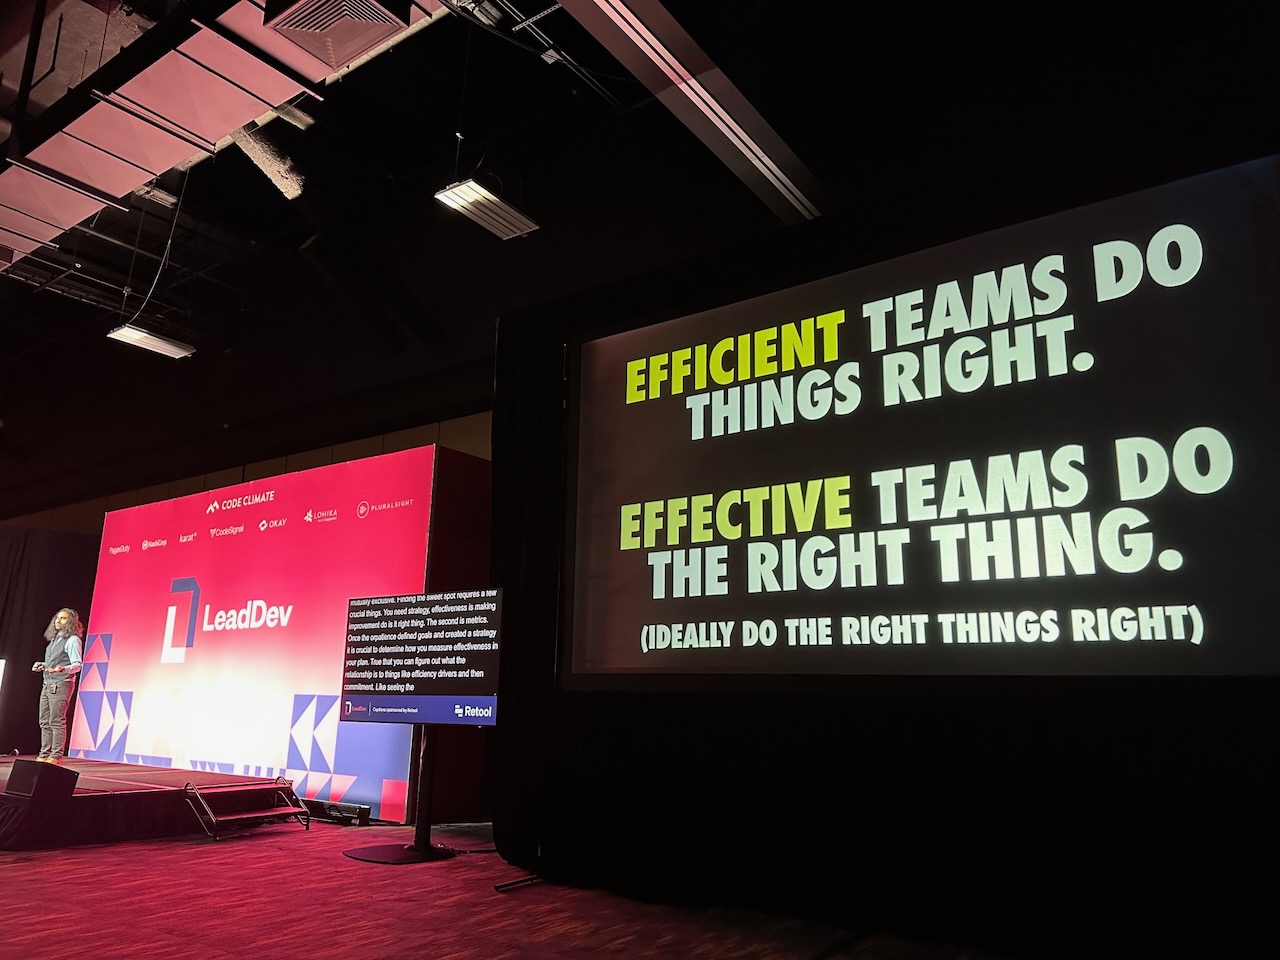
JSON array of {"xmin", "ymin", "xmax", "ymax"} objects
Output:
[
  {"xmin": 106, "ymin": 323, "xmax": 195, "ymax": 359},
  {"xmin": 435, "ymin": 179, "xmax": 539, "ymax": 240}
]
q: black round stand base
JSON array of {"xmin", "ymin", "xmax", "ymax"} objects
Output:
[{"xmin": 342, "ymin": 842, "xmax": 459, "ymax": 864}]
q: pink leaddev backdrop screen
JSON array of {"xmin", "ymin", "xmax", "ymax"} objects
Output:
[{"xmin": 70, "ymin": 446, "xmax": 438, "ymax": 821}]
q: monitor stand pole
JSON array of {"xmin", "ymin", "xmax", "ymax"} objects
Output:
[{"xmin": 343, "ymin": 724, "xmax": 458, "ymax": 864}]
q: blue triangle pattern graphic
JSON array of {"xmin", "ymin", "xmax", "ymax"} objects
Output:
[
  {"xmin": 291, "ymin": 693, "xmax": 315, "ymax": 725},
  {"xmin": 309, "ymin": 736, "xmax": 331, "ymax": 775},
  {"xmin": 78, "ymin": 690, "xmax": 104, "ymax": 746}
]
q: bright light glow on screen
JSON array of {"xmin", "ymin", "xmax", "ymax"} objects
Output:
[{"xmin": 69, "ymin": 447, "xmax": 437, "ymax": 820}]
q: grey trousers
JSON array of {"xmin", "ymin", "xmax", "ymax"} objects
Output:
[{"xmin": 38, "ymin": 678, "xmax": 76, "ymax": 759}]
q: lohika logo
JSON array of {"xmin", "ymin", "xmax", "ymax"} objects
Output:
[{"xmin": 304, "ymin": 510, "xmax": 313, "ymax": 523}]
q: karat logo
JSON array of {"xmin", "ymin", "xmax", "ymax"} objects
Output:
[{"xmin": 258, "ymin": 517, "xmax": 287, "ymax": 532}]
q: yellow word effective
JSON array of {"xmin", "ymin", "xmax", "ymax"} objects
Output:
[{"xmin": 620, "ymin": 475, "xmax": 853, "ymax": 550}]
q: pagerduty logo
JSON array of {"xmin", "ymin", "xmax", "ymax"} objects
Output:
[{"xmin": 107, "ymin": 544, "xmax": 130, "ymax": 555}]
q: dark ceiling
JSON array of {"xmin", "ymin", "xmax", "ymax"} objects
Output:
[{"xmin": 1, "ymin": 0, "xmax": 1276, "ymax": 519}]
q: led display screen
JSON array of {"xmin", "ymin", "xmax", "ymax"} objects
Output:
[
  {"xmin": 70, "ymin": 447, "xmax": 438, "ymax": 819},
  {"xmin": 569, "ymin": 156, "xmax": 1279, "ymax": 680}
]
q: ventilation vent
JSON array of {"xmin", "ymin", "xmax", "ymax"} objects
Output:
[{"xmin": 264, "ymin": 0, "xmax": 413, "ymax": 71}]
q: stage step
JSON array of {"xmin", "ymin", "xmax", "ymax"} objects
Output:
[{"xmin": 184, "ymin": 778, "xmax": 310, "ymax": 840}]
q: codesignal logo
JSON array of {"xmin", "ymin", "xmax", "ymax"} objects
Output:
[{"xmin": 209, "ymin": 524, "xmax": 245, "ymax": 538}]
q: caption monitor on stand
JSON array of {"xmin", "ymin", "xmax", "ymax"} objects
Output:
[
  {"xmin": 340, "ymin": 588, "xmax": 500, "ymax": 864},
  {"xmin": 567, "ymin": 155, "xmax": 1280, "ymax": 686},
  {"xmin": 341, "ymin": 589, "xmax": 501, "ymax": 725}
]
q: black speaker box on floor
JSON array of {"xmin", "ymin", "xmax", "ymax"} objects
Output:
[{"xmin": 4, "ymin": 759, "xmax": 79, "ymax": 799}]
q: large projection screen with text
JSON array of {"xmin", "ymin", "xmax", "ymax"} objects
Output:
[
  {"xmin": 569, "ymin": 156, "xmax": 1279, "ymax": 681},
  {"xmin": 70, "ymin": 447, "xmax": 437, "ymax": 819}
]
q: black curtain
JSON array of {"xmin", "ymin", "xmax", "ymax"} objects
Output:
[{"xmin": 0, "ymin": 527, "xmax": 100, "ymax": 754}]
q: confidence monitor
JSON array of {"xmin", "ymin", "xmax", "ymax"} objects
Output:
[{"xmin": 566, "ymin": 155, "xmax": 1280, "ymax": 684}]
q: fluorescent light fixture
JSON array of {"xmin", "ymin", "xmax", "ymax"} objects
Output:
[
  {"xmin": 435, "ymin": 180, "xmax": 539, "ymax": 239},
  {"xmin": 107, "ymin": 323, "xmax": 195, "ymax": 359}
]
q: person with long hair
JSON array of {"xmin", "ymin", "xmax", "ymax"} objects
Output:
[{"xmin": 30, "ymin": 608, "xmax": 84, "ymax": 764}]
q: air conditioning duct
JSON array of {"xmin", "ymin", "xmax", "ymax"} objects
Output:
[{"xmin": 264, "ymin": 0, "xmax": 414, "ymax": 71}]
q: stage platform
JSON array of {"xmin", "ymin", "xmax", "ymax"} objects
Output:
[{"xmin": 0, "ymin": 757, "xmax": 305, "ymax": 850}]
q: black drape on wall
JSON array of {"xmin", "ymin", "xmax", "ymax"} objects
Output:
[{"xmin": 0, "ymin": 527, "xmax": 99, "ymax": 754}]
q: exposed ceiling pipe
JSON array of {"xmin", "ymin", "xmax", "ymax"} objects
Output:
[{"xmin": 7, "ymin": 0, "xmax": 51, "ymax": 158}]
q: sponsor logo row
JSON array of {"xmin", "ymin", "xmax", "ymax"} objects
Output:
[{"xmin": 105, "ymin": 496, "xmax": 417, "ymax": 557}]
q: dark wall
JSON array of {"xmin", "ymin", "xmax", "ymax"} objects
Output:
[
  {"xmin": 0, "ymin": 527, "xmax": 99, "ymax": 754},
  {"xmin": 490, "ymin": 169, "xmax": 1280, "ymax": 953}
]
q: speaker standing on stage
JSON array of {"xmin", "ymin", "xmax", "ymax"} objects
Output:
[{"xmin": 31, "ymin": 608, "xmax": 84, "ymax": 764}]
